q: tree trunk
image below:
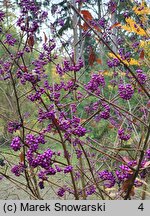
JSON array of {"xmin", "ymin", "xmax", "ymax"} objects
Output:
[{"xmin": 72, "ymin": 0, "xmax": 79, "ymax": 63}]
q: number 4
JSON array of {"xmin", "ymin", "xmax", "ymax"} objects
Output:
[{"xmin": 138, "ymin": 203, "xmax": 144, "ymax": 211}]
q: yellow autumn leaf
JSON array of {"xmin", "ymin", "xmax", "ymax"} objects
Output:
[
  {"xmin": 140, "ymin": 40, "xmax": 150, "ymax": 48},
  {"xmin": 140, "ymin": 16, "xmax": 148, "ymax": 24},
  {"xmin": 133, "ymin": 0, "xmax": 150, "ymax": 16},
  {"xmin": 129, "ymin": 58, "xmax": 140, "ymax": 66},
  {"xmin": 108, "ymin": 53, "xmax": 140, "ymax": 66},
  {"xmin": 103, "ymin": 70, "xmax": 113, "ymax": 76},
  {"xmin": 121, "ymin": 25, "xmax": 132, "ymax": 33},
  {"xmin": 121, "ymin": 17, "xmax": 147, "ymax": 36},
  {"xmin": 108, "ymin": 52, "xmax": 120, "ymax": 59},
  {"xmin": 140, "ymin": 40, "xmax": 150, "ymax": 59}
]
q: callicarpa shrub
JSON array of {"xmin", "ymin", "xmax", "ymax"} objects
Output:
[{"xmin": 0, "ymin": 0, "xmax": 150, "ymax": 200}]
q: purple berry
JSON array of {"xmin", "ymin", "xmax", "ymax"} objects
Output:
[
  {"xmin": 118, "ymin": 84, "xmax": 134, "ymax": 100},
  {"xmin": 10, "ymin": 137, "xmax": 22, "ymax": 151}
]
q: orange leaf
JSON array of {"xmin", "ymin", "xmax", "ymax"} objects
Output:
[
  {"xmin": 22, "ymin": 66, "xmax": 28, "ymax": 72},
  {"xmin": 94, "ymin": 25, "xmax": 102, "ymax": 32},
  {"xmin": 122, "ymin": 179, "xmax": 135, "ymax": 196},
  {"xmin": 140, "ymin": 50, "xmax": 144, "ymax": 60},
  {"xmin": 43, "ymin": 32, "xmax": 48, "ymax": 43},
  {"xmin": 110, "ymin": 22, "xmax": 121, "ymax": 30},
  {"xmin": 27, "ymin": 35, "xmax": 34, "ymax": 52},
  {"xmin": 53, "ymin": 117, "xmax": 59, "ymax": 127},
  {"xmin": 79, "ymin": 23, "xmax": 89, "ymax": 31},
  {"xmin": 19, "ymin": 152, "xmax": 24, "ymax": 163},
  {"xmin": 89, "ymin": 47, "xmax": 96, "ymax": 66},
  {"xmin": 81, "ymin": 10, "xmax": 93, "ymax": 20},
  {"xmin": 147, "ymin": 101, "xmax": 150, "ymax": 108},
  {"xmin": 96, "ymin": 58, "xmax": 102, "ymax": 64},
  {"xmin": 108, "ymin": 123, "xmax": 114, "ymax": 129}
]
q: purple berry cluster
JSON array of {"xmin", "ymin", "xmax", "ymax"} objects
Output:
[
  {"xmin": 10, "ymin": 137, "xmax": 22, "ymax": 151},
  {"xmin": 0, "ymin": 61, "xmax": 11, "ymax": 76},
  {"xmin": 99, "ymin": 18, "xmax": 106, "ymax": 28},
  {"xmin": 118, "ymin": 128, "xmax": 131, "ymax": 141},
  {"xmin": 27, "ymin": 148, "xmax": 54, "ymax": 169},
  {"xmin": 86, "ymin": 185, "xmax": 96, "ymax": 196},
  {"xmin": 11, "ymin": 163, "xmax": 25, "ymax": 176},
  {"xmin": 64, "ymin": 165, "xmax": 73, "ymax": 174},
  {"xmin": 18, "ymin": 71, "xmax": 40, "ymax": 85},
  {"xmin": 118, "ymin": 48, "xmax": 131, "ymax": 61},
  {"xmin": 38, "ymin": 108, "xmax": 87, "ymax": 139},
  {"xmin": 55, "ymin": 165, "xmax": 63, "ymax": 172},
  {"xmin": 75, "ymin": 149, "xmax": 82, "ymax": 159},
  {"xmin": 4, "ymin": 34, "xmax": 16, "ymax": 46},
  {"xmin": 57, "ymin": 187, "xmax": 66, "ymax": 197},
  {"xmin": 116, "ymin": 163, "xmax": 135, "ymax": 182},
  {"xmin": 136, "ymin": 69, "xmax": 147, "ymax": 84},
  {"xmin": 37, "ymin": 163, "xmax": 73, "ymax": 189},
  {"xmin": 146, "ymin": 149, "xmax": 150, "ymax": 160},
  {"xmin": 117, "ymin": 37, "xmax": 124, "ymax": 45},
  {"xmin": 38, "ymin": 181, "xmax": 45, "ymax": 189},
  {"xmin": 132, "ymin": 41, "xmax": 140, "ymax": 49},
  {"xmin": 44, "ymin": 80, "xmax": 83, "ymax": 102},
  {"xmin": 94, "ymin": 103, "xmax": 111, "ymax": 122},
  {"xmin": 70, "ymin": 104, "xmax": 77, "ymax": 113},
  {"xmin": 42, "ymin": 39, "xmax": 57, "ymax": 62},
  {"xmin": 17, "ymin": 0, "xmax": 48, "ymax": 33},
  {"xmin": 99, "ymin": 170, "xmax": 116, "ymax": 188},
  {"xmin": 38, "ymin": 107, "xmax": 55, "ymax": 123},
  {"xmin": 0, "ymin": 0, "xmax": 149, "ymax": 200},
  {"xmin": 56, "ymin": 58, "xmax": 84, "ymax": 76},
  {"xmin": 85, "ymin": 101, "xmax": 100, "ymax": 114},
  {"xmin": 38, "ymin": 170, "xmax": 48, "ymax": 181},
  {"xmin": 25, "ymin": 133, "xmax": 45, "ymax": 152},
  {"xmin": 118, "ymin": 83, "xmax": 134, "ymax": 100},
  {"xmin": 72, "ymin": 125, "xmax": 87, "ymax": 137},
  {"xmin": 28, "ymin": 87, "xmax": 45, "ymax": 102},
  {"xmin": 99, "ymin": 154, "xmax": 150, "ymax": 189},
  {"xmin": 107, "ymin": 0, "xmax": 117, "ymax": 13},
  {"xmin": 35, "ymin": 149, "xmax": 54, "ymax": 169},
  {"xmin": 115, "ymin": 160, "xmax": 144, "ymax": 187},
  {"xmin": 61, "ymin": 116, "xmax": 86, "ymax": 139},
  {"xmin": 23, "ymin": 131, "xmax": 75, "ymax": 188},
  {"xmin": 85, "ymin": 74, "xmax": 105, "ymax": 95},
  {"xmin": 107, "ymin": 58, "xmax": 120, "ymax": 68},
  {"xmin": 7, "ymin": 121, "xmax": 22, "ymax": 134},
  {"xmin": 99, "ymin": 103, "xmax": 110, "ymax": 119}
]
